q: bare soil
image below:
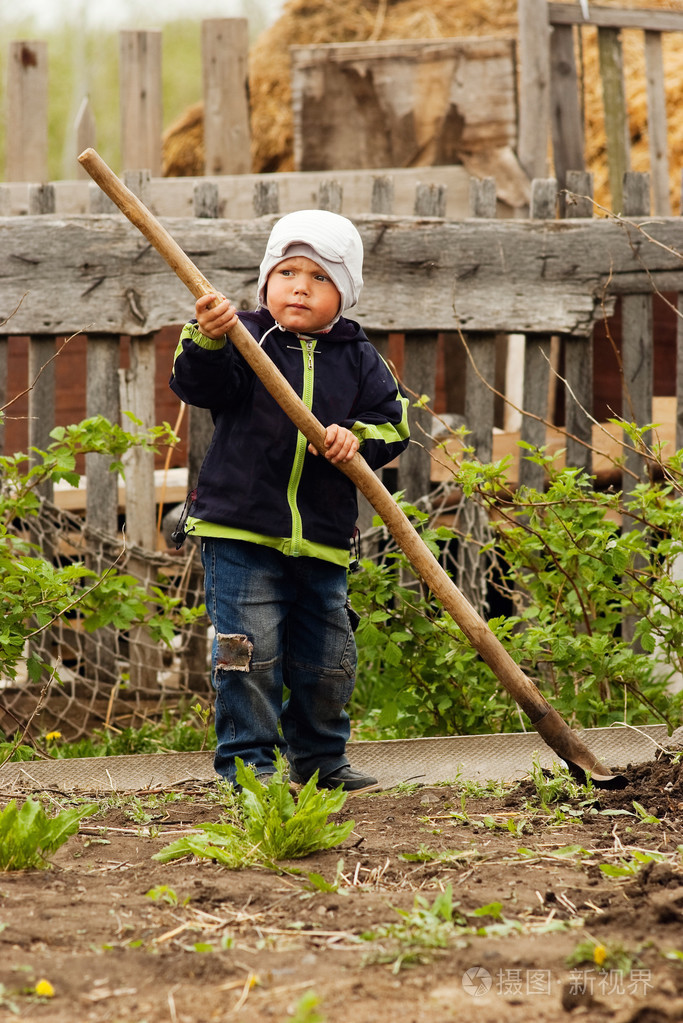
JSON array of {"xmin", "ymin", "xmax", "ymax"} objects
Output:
[{"xmin": 2, "ymin": 756, "xmax": 683, "ymax": 1023}]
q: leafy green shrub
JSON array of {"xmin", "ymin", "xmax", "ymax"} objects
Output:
[
  {"xmin": 350, "ymin": 460, "xmax": 683, "ymax": 737},
  {"xmin": 154, "ymin": 753, "xmax": 354, "ymax": 867},
  {"xmin": 0, "ymin": 415, "xmax": 202, "ymax": 690},
  {"xmin": 0, "ymin": 798, "xmax": 96, "ymax": 870}
]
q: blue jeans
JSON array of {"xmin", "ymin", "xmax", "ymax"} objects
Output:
[{"xmin": 201, "ymin": 538, "xmax": 356, "ymax": 785}]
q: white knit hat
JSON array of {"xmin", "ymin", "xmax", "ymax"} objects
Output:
[{"xmin": 257, "ymin": 210, "xmax": 364, "ymax": 326}]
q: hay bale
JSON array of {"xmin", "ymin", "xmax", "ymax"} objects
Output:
[
  {"xmin": 163, "ymin": 0, "xmax": 683, "ymax": 215},
  {"xmin": 162, "ymin": 101, "xmax": 203, "ymax": 177}
]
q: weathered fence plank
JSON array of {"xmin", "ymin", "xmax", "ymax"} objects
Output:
[
  {"xmin": 27, "ymin": 336, "xmax": 56, "ymax": 502},
  {"xmin": 202, "ymin": 19, "xmax": 250, "ymax": 176},
  {"xmin": 518, "ymin": 0, "xmax": 551, "ymax": 180},
  {"xmin": 644, "ymin": 31, "xmax": 671, "ymax": 217},
  {"xmin": 8, "ymin": 213, "xmax": 683, "ymax": 338},
  {"xmin": 562, "ymin": 171, "xmax": 595, "ymax": 476},
  {"xmin": 85, "ymin": 336, "xmax": 120, "ymax": 535},
  {"xmin": 597, "ymin": 27, "xmax": 630, "ymax": 213},
  {"xmin": 549, "ymin": 23, "xmax": 585, "ymax": 198},
  {"xmin": 621, "ymin": 173, "xmax": 654, "ymax": 486},
  {"xmin": 6, "ymin": 40, "xmax": 48, "ymax": 183},
  {"xmin": 119, "ymin": 30, "xmax": 162, "ymax": 175}
]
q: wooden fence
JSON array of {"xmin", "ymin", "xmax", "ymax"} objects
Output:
[
  {"xmin": 3, "ymin": 5, "xmax": 683, "ymax": 734},
  {"xmin": 1, "ymin": 168, "xmax": 682, "ymax": 528}
]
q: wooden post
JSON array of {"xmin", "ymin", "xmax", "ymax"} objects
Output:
[
  {"xmin": 119, "ymin": 30, "xmax": 162, "ymax": 175},
  {"xmin": 202, "ymin": 19, "xmax": 250, "ymax": 176},
  {"xmin": 644, "ymin": 31, "xmax": 671, "ymax": 216},
  {"xmin": 6, "ymin": 40, "xmax": 48, "ymax": 182},
  {"xmin": 597, "ymin": 27, "xmax": 630, "ymax": 214},
  {"xmin": 549, "ymin": 22, "xmax": 585, "ymax": 201},
  {"xmin": 562, "ymin": 170, "xmax": 595, "ymax": 477},
  {"xmin": 517, "ymin": 0, "xmax": 551, "ymax": 181}
]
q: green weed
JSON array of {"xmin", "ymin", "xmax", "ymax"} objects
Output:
[
  {"xmin": 153, "ymin": 753, "xmax": 354, "ymax": 868},
  {"xmin": 0, "ymin": 797, "xmax": 96, "ymax": 870}
]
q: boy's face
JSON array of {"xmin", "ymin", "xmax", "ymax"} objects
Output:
[{"xmin": 265, "ymin": 255, "xmax": 341, "ymax": 333}]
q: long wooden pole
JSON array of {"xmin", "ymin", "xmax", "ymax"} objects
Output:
[{"xmin": 78, "ymin": 147, "xmax": 625, "ymax": 787}]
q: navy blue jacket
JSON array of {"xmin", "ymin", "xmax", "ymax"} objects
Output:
[{"xmin": 170, "ymin": 308, "xmax": 410, "ymax": 555}]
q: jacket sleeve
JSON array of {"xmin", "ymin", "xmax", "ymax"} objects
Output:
[
  {"xmin": 342, "ymin": 346, "xmax": 410, "ymax": 470},
  {"xmin": 169, "ymin": 320, "xmax": 252, "ymax": 409}
]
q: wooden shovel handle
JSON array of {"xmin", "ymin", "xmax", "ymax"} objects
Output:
[{"xmin": 77, "ymin": 148, "xmax": 613, "ymax": 780}]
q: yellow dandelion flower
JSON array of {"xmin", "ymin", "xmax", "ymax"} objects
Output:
[
  {"xmin": 45, "ymin": 731, "xmax": 62, "ymax": 742},
  {"xmin": 593, "ymin": 944, "xmax": 608, "ymax": 967},
  {"xmin": 35, "ymin": 979, "xmax": 55, "ymax": 998}
]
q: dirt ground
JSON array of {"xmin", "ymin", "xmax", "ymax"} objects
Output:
[{"xmin": 2, "ymin": 755, "xmax": 683, "ymax": 1023}]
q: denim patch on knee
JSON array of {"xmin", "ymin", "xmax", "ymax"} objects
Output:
[{"xmin": 215, "ymin": 633, "xmax": 253, "ymax": 672}]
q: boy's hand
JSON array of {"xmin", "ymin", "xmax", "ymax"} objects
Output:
[
  {"xmin": 195, "ymin": 293, "xmax": 238, "ymax": 340},
  {"xmin": 309, "ymin": 424, "xmax": 359, "ymax": 464}
]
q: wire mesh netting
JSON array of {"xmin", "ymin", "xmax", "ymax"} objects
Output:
[
  {"xmin": 1, "ymin": 482, "xmax": 496, "ymax": 746},
  {"xmin": 1, "ymin": 497, "xmax": 212, "ymax": 742}
]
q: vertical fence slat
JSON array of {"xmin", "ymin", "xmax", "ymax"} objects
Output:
[
  {"xmin": 518, "ymin": 178, "xmax": 557, "ymax": 491},
  {"xmin": 7, "ymin": 40, "xmax": 48, "ymax": 183},
  {"xmin": 597, "ymin": 26, "xmax": 630, "ymax": 213},
  {"xmin": 518, "ymin": 0, "xmax": 551, "ymax": 181},
  {"xmin": 562, "ymin": 171, "xmax": 595, "ymax": 476},
  {"xmin": 85, "ymin": 337, "xmax": 120, "ymax": 536},
  {"xmin": 414, "ymin": 183, "xmax": 447, "ymax": 218},
  {"xmin": 644, "ymin": 30, "xmax": 671, "ymax": 216},
  {"xmin": 371, "ymin": 175, "xmax": 394, "ymax": 215},
  {"xmin": 119, "ymin": 30, "xmax": 162, "ymax": 175},
  {"xmin": 27, "ymin": 336, "xmax": 56, "ymax": 503},
  {"xmin": 318, "ymin": 180, "xmax": 343, "ymax": 213},
  {"xmin": 202, "ymin": 19, "xmax": 250, "ymax": 176},
  {"xmin": 398, "ymin": 334, "xmax": 438, "ymax": 504},
  {"xmin": 621, "ymin": 171, "xmax": 653, "ymax": 486},
  {"xmin": 253, "ymin": 180, "xmax": 280, "ymax": 217},
  {"xmin": 550, "ymin": 23, "xmax": 585, "ymax": 198},
  {"xmin": 463, "ymin": 176, "xmax": 497, "ymax": 465}
]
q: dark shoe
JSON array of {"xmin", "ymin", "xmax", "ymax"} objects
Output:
[{"xmin": 292, "ymin": 764, "xmax": 380, "ymax": 794}]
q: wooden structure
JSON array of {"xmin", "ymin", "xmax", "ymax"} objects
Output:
[
  {"xmin": 519, "ymin": 1, "xmax": 683, "ymax": 214},
  {"xmin": 290, "ymin": 36, "xmax": 529, "ymax": 210}
]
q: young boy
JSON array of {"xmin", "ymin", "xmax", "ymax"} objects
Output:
[{"xmin": 170, "ymin": 209, "xmax": 409, "ymax": 792}]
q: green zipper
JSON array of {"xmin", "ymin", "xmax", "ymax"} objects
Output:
[{"xmin": 286, "ymin": 336, "xmax": 316, "ymax": 555}]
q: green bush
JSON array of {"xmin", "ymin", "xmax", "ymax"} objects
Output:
[{"xmin": 349, "ymin": 461, "xmax": 683, "ymax": 737}]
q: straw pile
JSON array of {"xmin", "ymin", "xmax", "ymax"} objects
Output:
[{"xmin": 162, "ymin": 0, "xmax": 683, "ymax": 212}]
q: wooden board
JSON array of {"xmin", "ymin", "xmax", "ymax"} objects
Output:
[
  {"xmin": 2, "ymin": 214, "xmax": 683, "ymax": 337},
  {"xmin": 291, "ymin": 37, "xmax": 517, "ymax": 172}
]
